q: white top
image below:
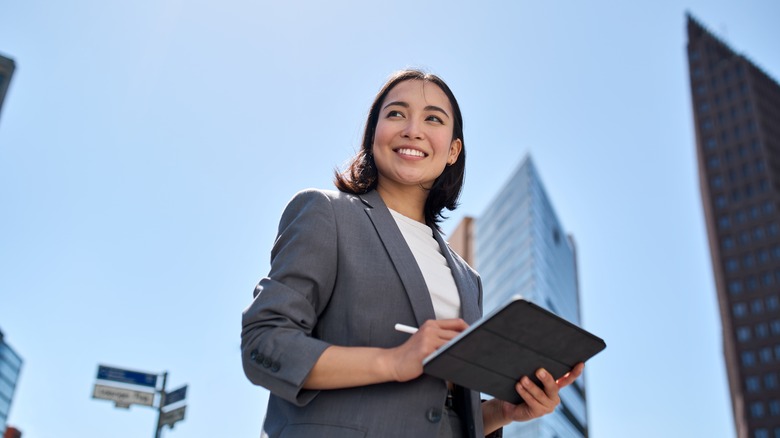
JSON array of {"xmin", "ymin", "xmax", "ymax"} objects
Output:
[{"xmin": 389, "ymin": 209, "xmax": 461, "ymax": 320}]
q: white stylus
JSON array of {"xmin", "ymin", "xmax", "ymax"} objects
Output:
[{"xmin": 394, "ymin": 323, "xmax": 419, "ymax": 334}]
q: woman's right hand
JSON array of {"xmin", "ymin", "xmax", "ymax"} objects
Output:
[{"xmin": 385, "ymin": 318, "xmax": 469, "ymax": 382}]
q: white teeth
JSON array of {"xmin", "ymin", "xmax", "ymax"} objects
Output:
[{"xmin": 397, "ymin": 148, "xmax": 425, "ymax": 157}]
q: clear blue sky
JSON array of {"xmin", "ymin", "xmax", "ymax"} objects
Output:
[{"xmin": 2, "ymin": 1, "xmax": 779, "ymax": 437}]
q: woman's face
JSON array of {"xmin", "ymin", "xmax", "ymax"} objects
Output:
[{"xmin": 372, "ymin": 79, "xmax": 462, "ymax": 194}]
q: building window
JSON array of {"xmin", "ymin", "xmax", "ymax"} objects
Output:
[
  {"xmin": 769, "ymin": 224, "xmax": 779, "ymax": 236},
  {"xmin": 764, "ymin": 201, "xmax": 775, "ymax": 214},
  {"xmin": 723, "ymin": 237, "xmax": 735, "ymax": 250},
  {"xmin": 756, "ymin": 324, "xmax": 769, "ymax": 338},
  {"xmin": 742, "ymin": 350, "xmax": 756, "ymax": 366},
  {"xmin": 768, "ymin": 296, "xmax": 780, "ymax": 311},
  {"xmin": 726, "ymin": 258, "xmax": 739, "ymax": 272},
  {"xmin": 729, "ymin": 280, "xmax": 743, "ymax": 294},
  {"xmin": 754, "ymin": 428, "xmax": 768, "ymax": 438},
  {"xmin": 706, "ymin": 137, "xmax": 717, "ymax": 149},
  {"xmin": 716, "ymin": 195, "xmax": 728, "ymax": 209},
  {"xmin": 772, "ymin": 320, "xmax": 780, "ymax": 336},
  {"xmin": 734, "ymin": 303, "xmax": 748, "ymax": 318},
  {"xmin": 770, "ymin": 400, "xmax": 780, "ymax": 417},
  {"xmin": 747, "ymin": 276, "xmax": 758, "ymax": 291},
  {"xmin": 752, "ymin": 299, "xmax": 765, "ymax": 314},
  {"xmin": 740, "ymin": 232, "xmax": 751, "ymax": 246},
  {"xmin": 712, "ymin": 176, "xmax": 724, "ymax": 190},
  {"xmin": 754, "ymin": 227, "xmax": 766, "ymax": 240},
  {"xmin": 759, "ymin": 250, "xmax": 771, "ymax": 263},
  {"xmin": 737, "ymin": 326, "xmax": 752, "ymax": 342},
  {"xmin": 744, "ymin": 255, "xmax": 756, "ymax": 268},
  {"xmin": 763, "ymin": 272, "xmax": 774, "ymax": 286},
  {"xmin": 751, "ymin": 401, "xmax": 766, "ymax": 418},
  {"xmin": 766, "ymin": 373, "xmax": 779, "ymax": 390},
  {"xmin": 747, "ymin": 376, "xmax": 761, "ymax": 392},
  {"xmin": 760, "ymin": 347, "xmax": 773, "ymax": 363}
]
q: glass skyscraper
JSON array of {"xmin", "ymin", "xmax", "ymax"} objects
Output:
[
  {"xmin": 451, "ymin": 155, "xmax": 588, "ymax": 437},
  {"xmin": 0, "ymin": 329, "xmax": 23, "ymax": 436},
  {"xmin": 687, "ymin": 14, "xmax": 780, "ymax": 437}
]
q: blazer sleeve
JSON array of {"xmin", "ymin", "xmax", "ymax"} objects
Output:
[{"xmin": 241, "ymin": 189, "xmax": 339, "ymax": 406}]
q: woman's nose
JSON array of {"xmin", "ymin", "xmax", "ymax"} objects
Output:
[{"xmin": 401, "ymin": 120, "xmax": 424, "ymax": 139}]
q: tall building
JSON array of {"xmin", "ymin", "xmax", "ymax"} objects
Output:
[
  {"xmin": 0, "ymin": 53, "xmax": 15, "ymax": 122},
  {"xmin": 687, "ymin": 14, "xmax": 780, "ymax": 438},
  {"xmin": 0, "ymin": 329, "xmax": 23, "ymax": 436},
  {"xmin": 450, "ymin": 155, "xmax": 588, "ymax": 437}
]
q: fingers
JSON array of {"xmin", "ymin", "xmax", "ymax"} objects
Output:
[
  {"xmin": 511, "ymin": 367, "xmax": 566, "ymax": 419},
  {"xmin": 423, "ymin": 318, "xmax": 469, "ymax": 333},
  {"xmin": 417, "ymin": 319, "xmax": 468, "ymax": 342},
  {"xmin": 556, "ymin": 363, "xmax": 585, "ymax": 389},
  {"xmin": 389, "ymin": 319, "xmax": 468, "ymax": 383}
]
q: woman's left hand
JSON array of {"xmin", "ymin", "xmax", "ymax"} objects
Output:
[{"xmin": 500, "ymin": 362, "xmax": 585, "ymax": 422}]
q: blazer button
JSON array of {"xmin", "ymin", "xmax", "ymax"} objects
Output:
[
  {"xmin": 262, "ymin": 357, "xmax": 272, "ymax": 368},
  {"xmin": 426, "ymin": 408, "xmax": 442, "ymax": 423},
  {"xmin": 250, "ymin": 349, "xmax": 258, "ymax": 361},
  {"xmin": 271, "ymin": 362, "xmax": 281, "ymax": 372},
  {"xmin": 255, "ymin": 353, "xmax": 265, "ymax": 364}
]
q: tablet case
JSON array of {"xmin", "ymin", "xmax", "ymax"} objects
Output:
[{"xmin": 422, "ymin": 295, "xmax": 606, "ymax": 404}]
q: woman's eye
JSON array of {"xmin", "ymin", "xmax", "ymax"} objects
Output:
[
  {"xmin": 387, "ymin": 110, "xmax": 404, "ymax": 118},
  {"xmin": 426, "ymin": 115, "xmax": 443, "ymax": 124}
]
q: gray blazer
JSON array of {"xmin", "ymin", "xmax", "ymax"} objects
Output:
[{"xmin": 241, "ymin": 189, "xmax": 485, "ymax": 438}]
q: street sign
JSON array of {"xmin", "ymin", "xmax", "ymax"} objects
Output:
[
  {"xmin": 163, "ymin": 385, "xmax": 187, "ymax": 407},
  {"xmin": 160, "ymin": 405, "xmax": 186, "ymax": 428},
  {"xmin": 97, "ymin": 365, "xmax": 157, "ymax": 388},
  {"xmin": 92, "ymin": 384, "xmax": 155, "ymax": 407}
]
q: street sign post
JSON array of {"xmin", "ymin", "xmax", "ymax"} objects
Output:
[
  {"xmin": 92, "ymin": 384, "xmax": 155, "ymax": 407},
  {"xmin": 92, "ymin": 365, "xmax": 187, "ymax": 437},
  {"xmin": 160, "ymin": 406, "xmax": 186, "ymax": 428},
  {"xmin": 97, "ymin": 365, "xmax": 158, "ymax": 388},
  {"xmin": 163, "ymin": 385, "xmax": 187, "ymax": 407}
]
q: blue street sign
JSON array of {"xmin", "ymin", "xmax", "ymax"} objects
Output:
[
  {"xmin": 97, "ymin": 365, "xmax": 158, "ymax": 388},
  {"xmin": 163, "ymin": 385, "xmax": 188, "ymax": 407}
]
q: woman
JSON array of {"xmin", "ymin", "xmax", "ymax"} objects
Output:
[{"xmin": 241, "ymin": 69, "xmax": 583, "ymax": 437}]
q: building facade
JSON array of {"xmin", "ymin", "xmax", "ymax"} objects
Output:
[
  {"xmin": 0, "ymin": 53, "xmax": 15, "ymax": 122},
  {"xmin": 0, "ymin": 329, "xmax": 23, "ymax": 436},
  {"xmin": 687, "ymin": 14, "xmax": 780, "ymax": 438},
  {"xmin": 450, "ymin": 155, "xmax": 588, "ymax": 437}
]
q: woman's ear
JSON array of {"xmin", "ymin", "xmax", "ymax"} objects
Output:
[{"xmin": 448, "ymin": 138, "xmax": 463, "ymax": 165}]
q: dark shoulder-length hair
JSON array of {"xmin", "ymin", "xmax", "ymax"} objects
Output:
[{"xmin": 334, "ymin": 69, "xmax": 466, "ymax": 227}]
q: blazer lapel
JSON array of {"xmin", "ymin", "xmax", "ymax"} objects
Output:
[
  {"xmin": 432, "ymin": 230, "xmax": 481, "ymax": 324},
  {"xmin": 359, "ymin": 191, "xmax": 436, "ymax": 326}
]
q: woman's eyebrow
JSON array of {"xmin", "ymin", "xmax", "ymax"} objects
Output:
[{"xmin": 382, "ymin": 101, "xmax": 450, "ymax": 119}]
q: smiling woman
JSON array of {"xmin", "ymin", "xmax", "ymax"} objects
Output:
[
  {"xmin": 334, "ymin": 70, "xmax": 466, "ymax": 228},
  {"xmin": 240, "ymin": 69, "xmax": 582, "ymax": 438}
]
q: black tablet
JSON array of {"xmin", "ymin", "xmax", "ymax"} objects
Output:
[{"xmin": 422, "ymin": 295, "xmax": 606, "ymax": 403}]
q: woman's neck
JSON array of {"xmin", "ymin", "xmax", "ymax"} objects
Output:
[{"xmin": 376, "ymin": 183, "xmax": 427, "ymax": 224}]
